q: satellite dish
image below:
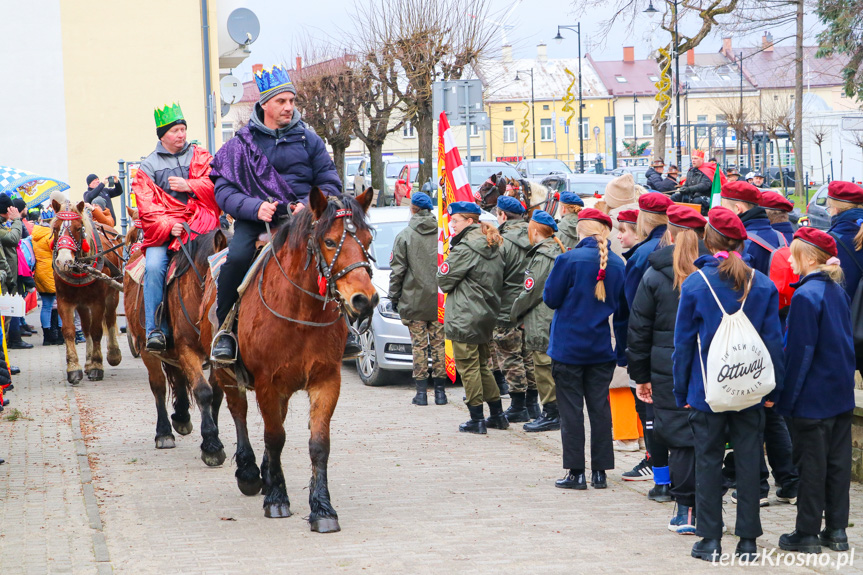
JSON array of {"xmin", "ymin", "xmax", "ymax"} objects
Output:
[
  {"xmin": 226, "ymin": 8, "xmax": 260, "ymax": 46},
  {"xmin": 220, "ymin": 74, "xmax": 244, "ymax": 104},
  {"xmin": 221, "ymin": 100, "xmax": 231, "ymax": 118}
]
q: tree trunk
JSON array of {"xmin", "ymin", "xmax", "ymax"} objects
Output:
[
  {"xmin": 368, "ymin": 141, "xmax": 385, "ymax": 207},
  {"xmin": 416, "ymin": 103, "xmax": 434, "ymax": 188},
  {"xmin": 818, "ymin": 146, "xmax": 825, "ymax": 184},
  {"xmin": 793, "ymin": 0, "xmax": 805, "ymax": 197},
  {"xmin": 653, "ymin": 122, "xmax": 667, "ymax": 164},
  {"xmin": 332, "ymin": 143, "xmax": 347, "ymax": 187}
]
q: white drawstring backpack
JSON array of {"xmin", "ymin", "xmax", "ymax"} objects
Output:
[{"xmin": 696, "ymin": 269, "xmax": 775, "ymax": 412}]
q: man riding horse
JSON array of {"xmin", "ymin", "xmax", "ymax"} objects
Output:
[
  {"xmin": 209, "ymin": 65, "xmax": 345, "ymax": 362},
  {"xmin": 134, "ymin": 103, "xmax": 220, "ymax": 351}
]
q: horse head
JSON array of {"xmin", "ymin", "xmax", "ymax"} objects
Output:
[
  {"xmin": 477, "ymin": 172, "xmax": 506, "ymax": 211},
  {"xmin": 51, "ymin": 199, "xmax": 91, "ymax": 273},
  {"xmin": 308, "ymin": 186, "xmax": 378, "ymax": 322},
  {"xmin": 125, "ymin": 206, "xmax": 143, "ymax": 252}
]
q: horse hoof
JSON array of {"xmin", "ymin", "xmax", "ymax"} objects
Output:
[
  {"xmin": 171, "ymin": 419, "xmax": 193, "ymax": 436},
  {"xmin": 263, "ymin": 503, "xmax": 292, "ymax": 518},
  {"xmin": 201, "ymin": 449, "xmax": 226, "ymax": 467},
  {"xmin": 155, "ymin": 435, "xmax": 176, "ymax": 449},
  {"xmin": 237, "ymin": 476, "xmax": 263, "ymax": 496},
  {"xmin": 87, "ymin": 369, "xmax": 104, "ymax": 381},
  {"xmin": 67, "ymin": 370, "xmax": 83, "ymax": 384},
  {"xmin": 310, "ymin": 518, "xmax": 341, "ymax": 533},
  {"xmin": 107, "ymin": 352, "xmax": 122, "ymax": 367}
]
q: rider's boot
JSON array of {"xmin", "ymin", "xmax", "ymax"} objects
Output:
[
  {"xmin": 211, "ymin": 332, "xmax": 237, "ymax": 363},
  {"xmin": 343, "ymin": 332, "xmax": 362, "ymax": 359},
  {"xmin": 145, "ymin": 331, "xmax": 166, "ymax": 352}
]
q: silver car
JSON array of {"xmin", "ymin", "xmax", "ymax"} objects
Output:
[{"xmin": 355, "ymin": 206, "xmax": 496, "ymax": 386}]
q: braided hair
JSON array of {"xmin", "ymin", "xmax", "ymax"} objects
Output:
[{"xmin": 576, "ymin": 219, "xmax": 610, "ymax": 301}]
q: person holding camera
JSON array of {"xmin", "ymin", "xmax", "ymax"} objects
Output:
[{"xmin": 84, "ymin": 174, "xmax": 123, "ymax": 221}]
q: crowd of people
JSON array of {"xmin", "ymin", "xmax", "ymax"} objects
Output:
[{"xmin": 390, "ymin": 167, "xmax": 863, "ymax": 562}]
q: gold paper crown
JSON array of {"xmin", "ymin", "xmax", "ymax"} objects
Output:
[{"xmin": 154, "ymin": 102, "xmax": 185, "ymax": 128}]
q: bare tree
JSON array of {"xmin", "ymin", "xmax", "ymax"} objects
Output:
[
  {"xmin": 811, "ymin": 121, "xmax": 829, "ymax": 184},
  {"xmin": 354, "ymin": 0, "xmax": 496, "ymax": 185},
  {"xmin": 763, "ymin": 95, "xmax": 797, "ymax": 189},
  {"xmin": 851, "ymin": 131, "xmax": 863, "ymax": 181},
  {"xmin": 712, "ymin": 97, "xmax": 757, "ymax": 167}
]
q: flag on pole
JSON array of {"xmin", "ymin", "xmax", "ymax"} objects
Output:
[
  {"xmin": 709, "ymin": 164, "xmax": 723, "ymax": 208},
  {"xmin": 437, "ymin": 113, "xmax": 474, "ymax": 382}
]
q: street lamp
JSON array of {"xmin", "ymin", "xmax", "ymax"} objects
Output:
[
  {"xmin": 644, "ymin": 0, "xmax": 682, "ymax": 168},
  {"xmin": 515, "ymin": 68, "xmax": 536, "ymax": 158},
  {"xmin": 554, "ymin": 23, "xmax": 585, "ymax": 173}
]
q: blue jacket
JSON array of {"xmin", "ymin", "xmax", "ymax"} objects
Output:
[
  {"xmin": 828, "ymin": 208, "xmax": 863, "ymax": 301},
  {"xmin": 672, "ymin": 255, "xmax": 785, "ymax": 412},
  {"xmin": 544, "ymin": 237, "xmax": 626, "ymax": 365},
  {"xmin": 773, "ymin": 272, "xmax": 856, "ymax": 419},
  {"xmin": 740, "ymin": 208, "xmax": 782, "ymax": 276},
  {"xmin": 624, "ymin": 224, "xmax": 667, "ymax": 307},
  {"xmin": 771, "ymin": 220, "xmax": 795, "ymax": 245},
  {"xmin": 214, "ymin": 105, "xmax": 341, "ymax": 221}
]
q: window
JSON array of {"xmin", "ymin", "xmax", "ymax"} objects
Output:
[
  {"xmin": 578, "ymin": 119, "xmax": 590, "ymax": 141},
  {"xmin": 470, "ymin": 123, "xmax": 479, "ymax": 137},
  {"xmin": 542, "ymin": 104, "xmax": 550, "ymax": 110},
  {"xmin": 716, "ymin": 114, "xmax": 726, "ymax": 123},
  {"xmin": 696, "ymin": 114, "xmax": 707, "ymax": 137},
  {"xmin": 503, "ymin": 120, "xmax": 516, "ymax": 143},
  {"xmin": 648, "ymin": 75, "xmax": 659, "ymax": 82},
  {"xmin": 615, "ymin": 76, "xmax": 627, "ymax": 83},
  {"xmin": 642, "ymin": 114, "xmax": 653, "ymax": 136},
  {"xmin": 774, "ymin": 95, "xmax": 779, "ymax": 101},
  {"xmin": 623, "ymin": 115, "xmax": 634, "ymax": 138},
  {"xmin": 221, "ymin": 121, "xmax": 234, "ymax": 142},
  {"xmin": 540, "ymin": 118, "xmax": 553, "ymax": 141},
  {"xmin": 505, "ymin": 106, "xmax": 512, "ymax": 112},
  {"xmin": 402, "ymin": 121, "xmax": 416, "ymax": 138}
]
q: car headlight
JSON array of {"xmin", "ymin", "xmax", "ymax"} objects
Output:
[{"xmin": 378, "ymin": 298, "xmax": 401, "ymax": 320}]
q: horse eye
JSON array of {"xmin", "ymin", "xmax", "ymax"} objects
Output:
[{"xmin": 324, "ymin": 239, "xmax": 337, "ymax": 249}]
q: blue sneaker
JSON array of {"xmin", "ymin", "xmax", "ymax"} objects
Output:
[{"xmin": 668, "ymin": 502, "xmax": 697, "ymax": 535}]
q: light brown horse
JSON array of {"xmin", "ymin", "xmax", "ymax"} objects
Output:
[
  {"xmin": 51, "ymin": 200, "xmax": 122, "ymax": 383},
  {"xmin": 123, "ymin": 213, "xmax": 227, "ymax": 464},
  {"xmin": 202, "ymin": 187, "xmax": 377, "ymax": 532}
]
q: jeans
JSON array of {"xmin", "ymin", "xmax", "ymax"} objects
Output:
[
  {"xmin": 144, "ymin": 243, "xmax": 170, "ymax": 336},
  {"xmin": 39, "ymin": 292, "xmax": 57, "ymax": 328}
]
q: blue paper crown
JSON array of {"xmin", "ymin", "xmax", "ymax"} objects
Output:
[{"xmin": 255, "ymin": 65, "xmax": 293, "ymax": 96}]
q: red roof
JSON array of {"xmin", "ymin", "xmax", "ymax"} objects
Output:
[
  {"xmin": 588, "ymin": 54, "xmax": 661, "ymax": 96},
  {"xmin": 720, "ymin": 44, "xmax": 849, "ymax": 90}
]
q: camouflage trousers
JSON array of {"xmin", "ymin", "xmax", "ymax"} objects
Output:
[
  {"xmin": 492, "ymin": 326, "xmax": 536, "ymax": 393},
  {"xmin": 405, "ymin": 319, "xmax": 447, "ymax": 379}
]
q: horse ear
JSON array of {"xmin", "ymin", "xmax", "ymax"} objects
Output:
[
  {"xmin": 309, "ymin": 187, "xmax": 327, "ymax": 219},
  {"xmin": 76, "ymin": 201, "xmax": 85, "ymax": 213},
  {"xmin": 127, "ymin": 206, "xmax": 137, "ymax": 219},
  {"xmin": 52, "ymin": 200, "xmax": 61, "ymax": 213},
  {"xmin": 356, "ymin": 187, "xmax": 374, "ymax": 213},
  {"xmin": 489, "ymin": 173, "xmax": 498, "ymax": 184},
  {"xmin": 213, "ymin": 229, "xmax": 228, "ymax": 252}
]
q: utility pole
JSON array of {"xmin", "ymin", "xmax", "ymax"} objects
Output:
[{"xmin": 793, "ymin": 0, "xmax": 805, "ymax": 197}]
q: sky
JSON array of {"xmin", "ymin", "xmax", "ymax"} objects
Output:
[{"xmin": 230, "ymin": 0, "xmax": 820, "ymax": 82}]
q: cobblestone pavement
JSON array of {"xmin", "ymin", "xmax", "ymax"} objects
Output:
[{"xmin": 1, "ymin": 335, "xmax": 862, "ymax": 575}]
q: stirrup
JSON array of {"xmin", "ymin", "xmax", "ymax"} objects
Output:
[{"xmin": 210, "ymin": 329, "xmax": 238, "ymax": 363}]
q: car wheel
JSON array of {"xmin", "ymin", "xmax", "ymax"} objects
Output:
[{"xmin": 355, "ymin": 324, "xmax": 391, "ymax": 386}]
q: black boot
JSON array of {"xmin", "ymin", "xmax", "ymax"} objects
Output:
[
  {"xmin": 591, "ymin": 470, "xmax": 607, "ymax": 488},
  {"xmin": 485, "ymin": 399, "xmax": 510, "ymax": 430},
  {"xmin": 779, "ymin": 530, "xmax": 821, "ymax": 554},
  {"xmin": 433, "ymin": 378, "xmax": 448, "ymax": 405},
  {"xmin": 145, "ymin": 331, "xmax": 167, "ymax": 352},
  {"xmin": 648, "ymin": 483, "xmax": 673, "ymax": 502},
  {"xmin": 691, "ymin": 538, "xmax": 722, "ymax": 561},
  {"xmin": 556, "ymin": 470, "xmax": 587, "ymax": 490},
  {"xmin": 504, "ymin": 392, "xmax": 530, "ymax": 423},
  {"xmin": 819, "ymin": 528, "xmax": 849, "ymax": 552},
  {"xmin": 343, "ymin": 332, "xmax": 362, "ymax": 359},
  {"xmin": 42, "ymin": 328, "xmax": 54, "ymax": 347},
  {"xmin": 493, "ymin": 370, "xmax": 509, "ymax": 397},
  {"xmin": 50, "ymin": 326, "xmax": 65, "ymax": 345},
  {"xmin": 735, "ymin": 538, "xmax": 759, "ymax": 561},
  {"xmin": 523, "ymin": 401, "xmax": 561, "ymax": 432},
  {"xmin": 211, "ymin": 333, "xmax": 237, "ymax": 362},
  {"xmin": 411, "ymin": 378, "xmax": 428, "ymax": 405},
  {"xmin": 459, "ymin": 404, "xmax": 487, "ymax": 434},
  {"xmin": 525, "ymin": 388, "xmax": 541, "ymax": 420}
]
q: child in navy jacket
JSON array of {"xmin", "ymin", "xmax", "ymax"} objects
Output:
[
  {"xmin": 672, "ymin": 207, "xmax": 784, "ymax": 562},
  {"xmin": 544, "ymin": 209, "xmax": 625, "ymax": 491},
  {"xmin": 775, "ymin": 228, "xmax": 855, "ymax": 554}
]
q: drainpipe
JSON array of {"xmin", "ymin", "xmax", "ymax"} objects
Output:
[{"xmin": 201, "ymin": 0, "xmax": 215, "ymax": 153}]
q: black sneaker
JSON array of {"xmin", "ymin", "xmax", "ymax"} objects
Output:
[
  {"xmin": 648, "ymin": 483, "xmax": 673, "ymax": 502},
  {"xmin": 776, "ymin": 484, "xmax": 798, "ymax": 505},
  {"xmin": 622, "ymin": 457, "xmax": 653, "ymax": 481},
  {"xmin": 145, "ymin": 332, "xmax": 167, "ymax": 352},
  {"xmin": 731, "ymin": 490, "xmax": 769, "ymax": 507}
]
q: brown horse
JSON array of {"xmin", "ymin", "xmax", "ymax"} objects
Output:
[
  {"xmin": 201, "ymin": 187, "xmax": 377, "ymax": 532},
  {"xmin": 123, "ymin": 215, "xmax": 228, "ymax": 463},
  {"xmin": 51, "ymin": 200, "xmax": 123, "ymax": 383}
]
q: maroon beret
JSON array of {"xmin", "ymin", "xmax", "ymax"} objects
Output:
[
  {"xmin": 707, "ymin": 206, "xmax": 747, "ymax": 241},
  {"xmin": 827, "ymin": 180, "xmax": 863, "ymax": 204},
  {"xmin": 721, "ymin": 180, "xmax": 762, "ymax": 205},
  {"xmin": 617, "ymin": 209, "xmax": 639, "ymax": 224},
  {"xmin": 638, "ymin": 192, "xmax": 674, "ymax": 214},
  {"xmin": 793, "ymin": 227, "xmax": 838, "ymax": 258},
  {"xmin": 668, "ymin": 204, "xmax": 707, "ymax": 230},
  {"xmin": 759, "ymin": 191, "xmax": 794, "ymax": 212},
  {"xmin": 578, "ymin": 208, "xmax": 613, "ymax": 230}
]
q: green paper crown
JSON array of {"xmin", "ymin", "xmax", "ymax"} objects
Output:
[{"xmin": 154, "ymin": 102, "xmax": 185, "ymax": 128}]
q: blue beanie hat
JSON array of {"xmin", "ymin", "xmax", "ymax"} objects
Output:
[
  {"xmin": 559, "ymin": 192, "xmax": 584, "ymax": 206},
  {"xmin": 447, "ymin": 201, "xmax": 481, "ymax": 216},
  {"xmin": 496, "ymin": 195, "xmax": 525, "ymax": 214},
  {"xmin": 531, "ymin": 210, "xmax": 558, "ymax": 232},
  {"xmin": 411, "ymin": 192, "xmax": 433, "ymax": 210}
]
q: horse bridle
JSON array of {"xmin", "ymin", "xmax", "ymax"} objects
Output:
[{"xmin": 52, "ymin": 210, "xmax": 103, "ymax": 286}]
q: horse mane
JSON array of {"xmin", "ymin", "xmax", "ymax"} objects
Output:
[
  {"xmin": 272, "ymin": 195, "xmax": 371, "ymax": 254},
  {"xmin": 172, "ymin": 230, "xmax": 220, "ymax": 279}
]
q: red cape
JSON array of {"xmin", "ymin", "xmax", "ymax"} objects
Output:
[
  {"xmin": 697, "ymin": 161, "xmax": 727, "ymax": 186},
  {"xmin": 133, "ymin": 145, "xmax": 220, "ymax": 252}
]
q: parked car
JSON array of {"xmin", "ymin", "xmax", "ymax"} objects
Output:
[
  {"xmin": 345, "ymin": 156, "xmax": 369, "ymax": 194},
  {"xmin": 610, "ymin": 166, "xmax": 651, "ymax": 187},
  {"xmin": 515, "ymin": 159, "xmax": 572, "ymax": 180},
  {"xmin": 355, "ymin": 206, "xmax": 497, "ymax": 386},
  {"xmin": 540, "ymin": 173, "xmax": 616, "ymax": 204},
  {"xmin": 377, "ymin": 160, "xmax": 419, "ymax": 206},
  {"xmin": 807, "ymin": 184, "xmax": 832, "ymax": 230}
]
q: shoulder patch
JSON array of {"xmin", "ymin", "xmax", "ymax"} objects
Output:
[
  {"xmin": 524, "ymin": 276, "xmax": 535, "ymax": 291},
  {"xmin": 389, "ymin": 251, "xmax": 394, "ymax": 263},
  {"xmin": 439, "ymin": 262, "xmax": 449, "ymax": 275}
]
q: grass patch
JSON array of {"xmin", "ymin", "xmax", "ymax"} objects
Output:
[{"xmin": 4, "ymin": 408, "xmax": 32, "ymax": 422}]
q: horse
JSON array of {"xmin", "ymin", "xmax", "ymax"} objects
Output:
[
  {"xmin": 51, "ymin": 200, "xmax": 123, "ymax": 384},
  {"xmin": 477, "ymin": 174, "xmax": 556, "ymax": 217},
  {"xmin": 201, "ymin": 187, "xmax": 377, "ymax": 532},
  {"xmin": 123, "ymin": 212, "xmax": 228, "ymax": 463}
]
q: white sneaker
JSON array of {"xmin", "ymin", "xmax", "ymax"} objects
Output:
[{"xmin": 613, "ymin": 439, "xmax": 640, "ymax": 452}]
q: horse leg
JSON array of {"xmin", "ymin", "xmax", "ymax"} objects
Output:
[
  {"xmin": 59, "ymin": 300, "xmax": 83, "ymax": 384},
  {"xmin": 163, "ymin": 365, "xmax": 192, "ymax": 436},
  {"xmin": 260, "ymin": 387, "xmax": 291, "ymax": 518},
  {"xmin": 216, "ymin": 372, "xmax": 261, "ymax": 496},
  {"xmin": 85, "ymin": 302, "xmax": 105, "ymax": 381},
  {"xmin": 178, "ymin": 348, "xmax": 225, "ymax": 467},
  {"xmin": 211, "ymin": 372, "xmax": 224, "ymax": 428},
  {"xmin": 78, "ymin": 306, "xmax": 95, "ymax": 373},
  {"xmin": 104, "ymin": 291, "xmax": 122, "ymax": 367},
  {"xmin": 307, "ymin": 376, "xmax": 341, "ymax": 533},
  {"xmin": 143, "ymin": 352, "xmax": 175, "ymax": 449}
]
